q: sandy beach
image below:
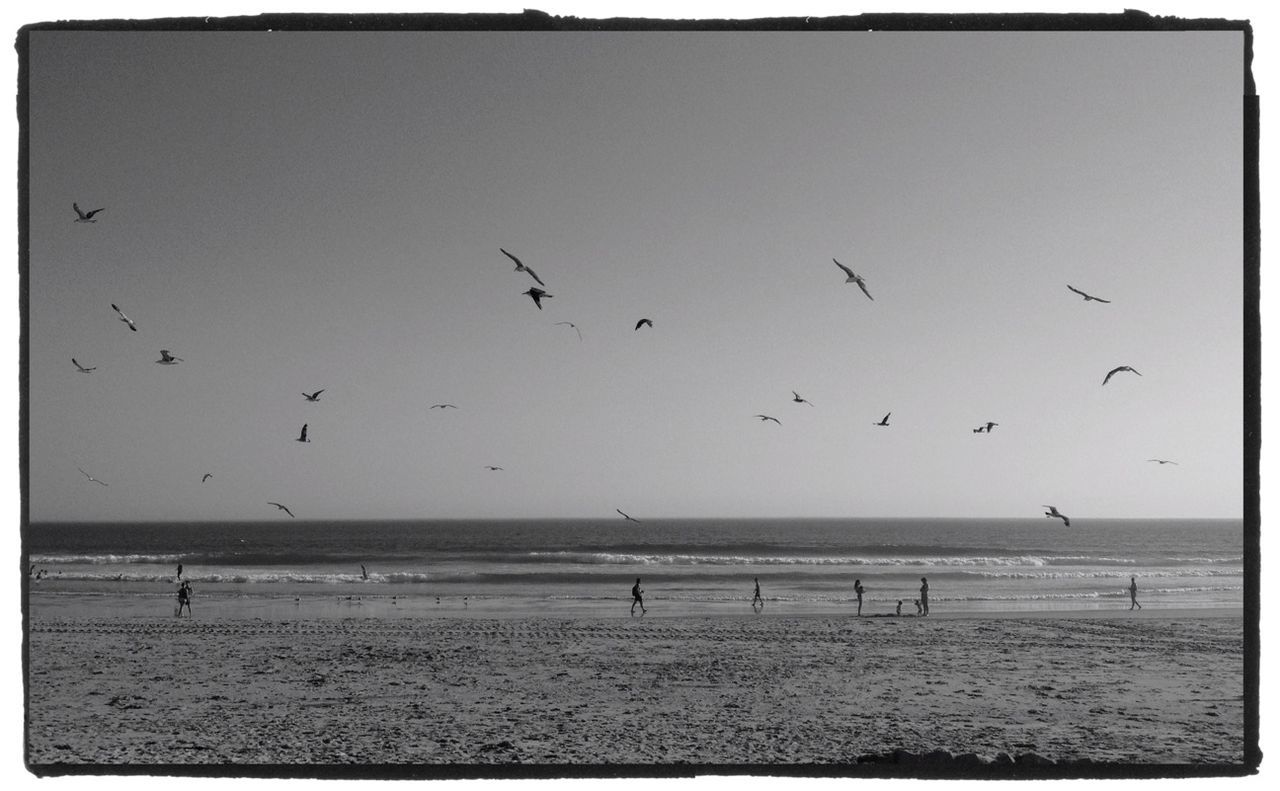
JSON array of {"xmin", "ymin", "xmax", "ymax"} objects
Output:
[{"xmin": 25, "ymin": 611, "xmax": 1245, "ymax": 771}]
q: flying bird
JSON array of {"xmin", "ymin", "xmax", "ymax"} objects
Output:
[
  {"xmin": 1067, "ymin": 284, "xmax": 1111, "ymax": 303},
  {"xmin": 976, "ymin": 421, "xmax": 998, "ymax": 433},
  {"xmin": 523, "ymin": 287, "xmax": 552, "ymax": 310},
  {"xmin": 77, "ymin": 467, "xmax": 108, "ymax": 486},
  {"xmin": 555, "ymin": 321, "xmax": 582, "ymax": 341},
  {"xmin": 111, "ymin": 304, "xmax": 137, "ymax": 332},
  {"xmin": 155, "ymin": 350, "xmax": 183, "ymax": 365},
  {"xmin": 268, "ymin": 502, "xmax": 295, "ymax": 518},
  {"xmin": 792, "ymin": 391, "xmax": 814, "ymax": 406},
  {"xmin": 1042, "ymin": 505, "xmax": 1071, "ymax": 527},
  {"xmin": 617, "ymin": 509, "xmax": 641, "ymax": 523},
  {"xmin": 873, "ymin": 412, "xmax": 891, "ymax": 426},
  {"xmin": 430, "ymin": 404, "xmax": 458, "ymax": 409},
  {"xmin": 73, "ymin": 202, "xmax": 104, "ymax": 223},
  {"xmin": 302, "ymin": 390, "xmax": 325, "ymax": 402},
  {"xmin": 833, "ymin": 259, "xmax": 873, "ymax": 300},
  {"xmin": 1147, "ymin": 459, "xmax": 1179, "ymax": 465},
  {"xmin": 634, "ymin": 319, "xmax": 653, "ymax": 331},
  {"xmin": 1102, "ymin": 366, "xmax": 1142, "ymax": 386},
  {"xmin": 72, "ymin": 358, "xmax": 96, "ymax": 373},
  {"xmin": 501, "ymin": 248, "xmax": 546, "ymax": 286},
  {"xmin": 201, "ymin": 473, "xmax": 213, "ymax": 482},
  {"xmin": 296, "ymin": 423, "xmax": 310, "ymax": 443},
  {"xmin": 484, "ymin": 465, "xmax": 503, "ymax": 471},
  {"xmin": 754, "ymin": 414, "xmax": 782, "ymax": 424}
]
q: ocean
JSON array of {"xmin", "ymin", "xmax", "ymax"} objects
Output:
[{"xmin": 25, "ymin": 518, "xmax": 1243, "ymax": 619}]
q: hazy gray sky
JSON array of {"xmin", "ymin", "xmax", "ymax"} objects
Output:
[{"xmin": 25, "ymin": 28, "xmax": 1244, "ymax": 521}]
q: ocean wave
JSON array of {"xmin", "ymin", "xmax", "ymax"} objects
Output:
[
  {"xmin": 28, "ymin": 553, "xmax": 187, "ymax": 565},
  {"xmin": 966, "ymin": 568, "xmax": 1243, "ymax": 579},
  {"xmin": 524, "ymin": 551, "xmax": 1148, "ymax": 568}
]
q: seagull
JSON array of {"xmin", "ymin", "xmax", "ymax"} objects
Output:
[
  {"xmin": 201, "ymin": 473, "xmax": 213, "ymax": 482},
  {"xmin": 792, "ymin": 391, "xmax": 814, "ymax": 406},
  {"xmin": 296, "ymin": 423, "xmax": 310, "ymax": 443},
  {"xmin": 1147, "ymin": 459, "xmax": 1179, "ymax": 465},
  {"xmin": 617, "ymin": 509, "xmax": 641, "ymax": 523},
  {"xmin": 72, "ymin": 358, "xmax": 96, "ymax": 373},
  {"xmin": 1042, "ymin": 505, "xmax": 1071, "ymax": 527},
  {"xmin": 484, "ymin": 465, "xmax": 503, "ymax": 471},
  {"xmin": 523, "ymin": 287, "xmax": 552, "ymax": 310},
  {"xmin": 754, "ymin": 414, "xmax": 782, "ymax": 424},
  {"xmin": 555, "ymin": 321, "xmax": 582, "ymax": 341},
  {"xmin": 302, "ymin": 389, "xmax": 325, "ymax": 402},
  {"xmin": 73, "ymin": 202, "xmax": 104, "ymax": 223},
  {"xmin": 430, "ymin": 404, "xmax": 458, "ymax": 409},
  {"xmin": 833, "ymin": 259, "xmax": 873, "ymax": 300},
  {"xmin": 500, "ymin": 248, "xmax": 546, "ymax": 286},
  {"xmin": 268, "ymin": 501, "xmax": 295, "ymax": 518},
  {"xmin": 635, "ymin": 319, "xmax": 653, "ymax": 331},
  {"xmin": 873, "ymin": 412, "xmax": 891, "ymax": 426},
  {"xmin": 155, "ymin": 349, "xmax": 183, "ymax": 365},
  {"xmin": 1102, "ymin": 366, "xmax": 1142, "ymax": 386},
  {"xmin": 111, "ymin": 304, "xmax": 137, "ymax": 332},
  {"xmin": 77, "ymin": 467, "xmax": 108, "ymax": 486},
  {"xmin": 1067, "ymin": 284, "xmax": 1111, "ymax": 303},
  {"xmin": 980, "ymin": 421, "xmax": 998, "ymax": 432}
]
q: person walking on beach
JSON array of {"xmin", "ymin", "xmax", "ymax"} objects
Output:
[
  {"xmin": 752, "ymin": 577, "xmax": 763, "ymax": 611},
  {"xmin": 176, "ymin": 580, "xmax": 192, "ymax": 617},
  {"xmin": 631, "ymin": 577, "xmax": 646, "ymax": 616},
  {"xmin": 920, "ymin": 577, "xmax": 930, "ymax": 616},
  {"xmin": 854, "ymin": 579, "xmax": 866, "ymax": 616},
  {"xmin": 896, "ymin": 600, "xmax": 903, "ymax": 616},
  {"xmin": 1129, "ymin": 576, "xmax": 1142, "ymax": 610},
  {"xmin": 176, "ymin": 563, "xmax": 183, "ymax": 581}
]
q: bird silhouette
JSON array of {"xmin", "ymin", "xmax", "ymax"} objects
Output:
[
  {"xmin": 873, "ymin": 412, "xmax": 891, "ymax": 426},
  {"xmin": 268, "ymin": 502, "xmax": 295, "ymax": 518},
  {"xmin": 77, "ymin": 467, "xmax": 108, "ymax": 486},
  {"xmin": 430, "ymin": 404, "xmax": 458, "ymax": 409},
  {"xmin": 792, "ymin": 391, "xmax": 814, "ymax": 406},
  {"xmin": 484, "ymin": 465, "xmax": 503, "ymax": 471},
  {"xmin": 201, "ymin": 473, "xmax": 213, "ymax": 482},
  {"xmin": 155, "ymin": 350, "xmax": 183, "ymax": 365},
  {"xmin": 555, "ymin": 321, "xmax": 582, "ymax": 341},
  {"xmin": 833, "ymin": 259, "xmax": 873, "ymax": 300},
  {"xmin": 1102, "ymin": 366, "xmax": 1142, "ymax": 385},
  {"xmin": 634, "ymin": 319, "xmax": 653, "ymax": 331},
  {"xmin": 111, "ymin": 304, "xmax": 137, "ymax": 332},
  {"xmin": 501, "ymin": 248, "xmax": 546, "ymax": 286},
  {"xmin": 523, "ymin": 287, "xmax": 552, "ymax": 309},
  {"xmin": 296, "ymin": 423, "xmax": 310, "ymax": 443},
  {"xmin": 72, "ymin": 358, "xmax": 96, "ymax": 373},
  {"xmin": 754, "ymin": 414, "xmax": 782, "ymax": 425},
  {"xmin": 1147, "ymin": 459, "xmax": 1179, "ymax": 465},
  {"xmin": 73, "ymin": 202, "xmax": 104, "ymax": 223},
  {"xmin": 1042, "ymin": 505, "xmax": 1071, "ymax": 527},
  {"xmin": 302, "ymin": 389, "xmax": 325, "ymax": 402},
  {"xmin": 1067, "ymin": 284, "xmax": 1111, "ymax": 303},
  {"xmin": 617, "ymin": 509, "xmax": 641, "ymax": 523}
]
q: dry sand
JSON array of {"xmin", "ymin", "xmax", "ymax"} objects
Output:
[{"xmin": 25, "ymin": 613, "xmax": 1244, "ymax": 770}]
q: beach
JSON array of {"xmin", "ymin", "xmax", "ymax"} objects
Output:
[{"xmin": 26, "ymin": 609, "xmax": 1245, "ymax": 769}]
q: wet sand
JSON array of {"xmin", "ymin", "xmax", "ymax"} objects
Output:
[{"xmin": 26, "ymin": 612, "xmax": 1244, "ymax": 770}]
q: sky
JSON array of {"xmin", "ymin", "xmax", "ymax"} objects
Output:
[{"xmin": 20, "ymin": 18, "xmax": 1248, "ymax": 523}]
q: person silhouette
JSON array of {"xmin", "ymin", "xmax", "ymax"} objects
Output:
[
  {"xmin": 919, "ymin": 577, "xmax": 930, "ymax": 616},
  {"xmin": 854, "ymin": 579, "xmax": 866, "ymax": 616},
  {"xmin": 1129, "ymin": 576, "xmax": 1142, "ymax": 610},
  {"xmin": 631, "ymin": 578, "xmax": 646, "ymax": 616},
  {"xmin": 896, "ymin": 600, "xmax": 903, "ymax": 616},
  {"xmin": 751, "ymin": 577, "xmax": 763, "ymax": 610}
]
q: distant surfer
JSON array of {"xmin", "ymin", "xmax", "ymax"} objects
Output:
[
  {"xmin": 1129, "ymin": 576, "xmax": 1142, "ymax": 610},
  {"xmin": 631, "ymin": 578, "xmax": 646, "ymax": 616},
  {"xmin": 751, "ymin": 577, "xmax": 763, "ymax": 610}
]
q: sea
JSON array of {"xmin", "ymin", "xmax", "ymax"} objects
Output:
[{"xmin": 24, "ymin": 518, "xmax": 1244, "ymax": 620}]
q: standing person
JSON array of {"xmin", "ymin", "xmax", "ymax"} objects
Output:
[
  {"xmin": 896, "ymin": 600, "xmax": 903, "ymax": 616},
  {"xmin": 176, "ymin": 581, "xmax": 192, "ymax": 617},
  {"xmin": 919, "ymin": 577, "xmax": 930, "ymax": 616},
  {"xmin": 1129, "ymin": 576, "xmax": 1142, "ymax": 610},
  {"xmin": 751, "ymin": 577, "xmax": 763, "ymax": 610},
  {"xmin": 631, "ymin": 577, "xmax": 646, "ymax": 616},
  {"xmin": 854, "ymin": 579, "xmax": 866, "ymax": 616},
  {"xmin": 177, "ymin": 563, "xmax": 183, "ymax": 581}
]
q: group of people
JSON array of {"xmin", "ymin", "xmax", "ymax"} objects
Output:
[{"xmin": 856, "ymin": 577, "xmax": 930, "ymax": 617}]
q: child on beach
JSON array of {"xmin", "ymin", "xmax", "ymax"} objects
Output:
[
  {"xmin": 920, "ymin": 577, "xmax": 929, "ymax": 616},
  {"xmin": 913, "ymin": 599, "xmax": 922, "ymax": 615},
  {"xmin": 752, "ymin": 577, "xmax": 763, "ymax": 610},
  {"xmin": 1129, "ymin": 576, "xmax": 1142, "ymax": 610},
  {"xmin": 896, "ymin": 600, "xmax": 902, "ymax": 616},
  {"xmin": 631, "ymin": 578, "xmax": 646, "ymax": 616},
  {"xmin": 854, "ymin": 579, "xmax": 866, "ymax": 616}
]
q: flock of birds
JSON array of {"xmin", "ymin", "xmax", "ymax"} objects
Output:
[{"xmin": 67, "ymin": 203, "xmax": 1177, "ymax": 526}]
